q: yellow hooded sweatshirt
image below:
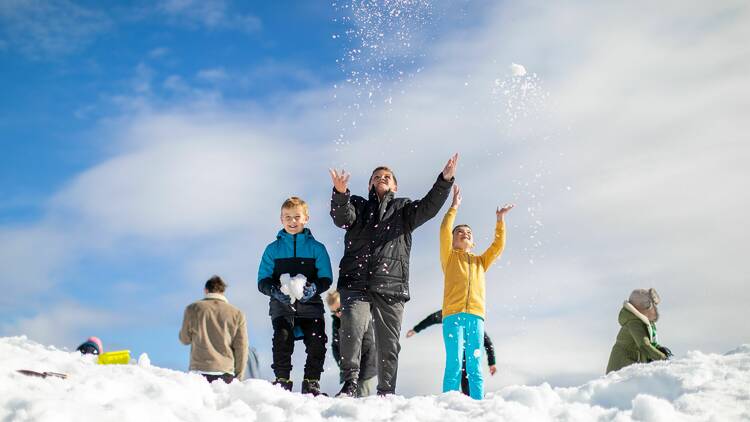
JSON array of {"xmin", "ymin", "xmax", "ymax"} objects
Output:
[{"xmin": 440, "ymin": 207, "xmax": 506, "ymax": 319}]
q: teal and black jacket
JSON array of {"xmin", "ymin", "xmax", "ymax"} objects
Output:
[{"xmin": 258, "ymin": 228, "xmax": 333, "ymax": 319}]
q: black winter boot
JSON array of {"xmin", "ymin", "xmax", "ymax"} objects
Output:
[
  {"xmin": 273, "ymin": 377, "xmax": 293, "ymax": 391},
  {"xmin": 336, "ymin": 380, "xmax": 358, "ymax": 398},
  {"xmin": 301, "ymin": 379, "xmax": 327, "ymax": 396}
]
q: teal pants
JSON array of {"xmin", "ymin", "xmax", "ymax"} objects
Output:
[{"xmin": 442, "ymin": 312, "xmax": 484, "ymax": 399}]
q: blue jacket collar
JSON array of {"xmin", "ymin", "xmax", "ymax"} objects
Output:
[{"xmin": 276, "ymin": 228, "xmax": 314, "ymax": 241}]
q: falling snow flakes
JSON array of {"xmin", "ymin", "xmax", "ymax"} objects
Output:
[{"xmin": 491, "ymin": 63, "xmax": 549, "ymax": 128}]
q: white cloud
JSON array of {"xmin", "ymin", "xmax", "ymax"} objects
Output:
[
  {"xmin": 148, "ymin": 47, "xmax": 170, "ymax": 59},
  {"xmin": 157, "ymin": 0, "xmax": 261, "ymax": 33},
  {"xmin": 196, "ymin": 68, "xmax": 228, "ymax": 83},
  {"xmin": 0, "ymin": 0, "xmax": 111, "ymax": 59}
]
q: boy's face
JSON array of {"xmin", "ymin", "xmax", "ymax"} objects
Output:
[
  {"xmin": 280, "ymin": 206, "xmax": 309, "ymax": 234},
  {"xmin": 452, "ymin": 226, "xmax": 473, "ymax": 251},
  {"xmin": 330, "ymin": 299, "xmax": 342, "ymax": 316},
  {"xmin": 369, "ymin": 169, "xmax": 397, "ymax": 196}
]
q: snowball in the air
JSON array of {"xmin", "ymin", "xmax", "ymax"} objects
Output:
[{"xmin": 511, "ymin": 63, "xmax": 527, "ymax": 76}]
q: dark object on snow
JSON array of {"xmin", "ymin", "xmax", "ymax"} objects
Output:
[
  {"xmin": 273, "ymin": 377, "xmax": 293, "ymax": 391},
  {"xmin": 336, "ymin": 379, "xmax": 358, "ymax": 398},
  {"xmin": 656, "ymin": 345, "xmax": 673, "ymax": 359},
  {"xmin": 201, "ymin": 373, "xmax": 235, "ymax": 384},
  {"xmin": 301, "ymin": 379, "xmax": 326, "ymax": 396},
  {"xmin": 17, "ymin": 369, "xmax": 67, "ymax": 379},
  {"xmin": 411, "ymin": 310, "xmax": 496, "ymax": 396},
  {"xmin": 76, "ymin": 336, "xmax": 103, "ymax": 355}
]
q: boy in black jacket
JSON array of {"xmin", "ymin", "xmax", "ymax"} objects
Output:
[
  {"xmin": 328, "ymin": 154, "xmax": 458, "ymax": 396},
  {"xmin": 258, "ymin": 197, "xmax": 333, "ymax": 396}
]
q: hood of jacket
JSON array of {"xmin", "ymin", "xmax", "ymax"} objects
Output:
[{"xmin": 619, "ymin": 301, "xmax": 656, "ymax": 343}]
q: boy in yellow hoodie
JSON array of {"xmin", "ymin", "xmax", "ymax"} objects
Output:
[{"xmin": 440, "ymin": 185, "xmax": 513, "ymax": 399}]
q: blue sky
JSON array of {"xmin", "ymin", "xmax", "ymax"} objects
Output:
[{"xmin": 2, "ymin": 0, "xmax": 749, "ymax": 397}]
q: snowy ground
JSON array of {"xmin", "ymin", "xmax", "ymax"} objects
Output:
[{"xmin": 1, "ymin": 337, "xmax": 748, "ymax": 422}]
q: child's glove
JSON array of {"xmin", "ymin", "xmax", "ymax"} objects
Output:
[
  {"xmin": 270, "ymin": 286, "xmax": 291, "ymax": 305},
  {"xmin": 656, "ymin": 345, "xmax": 673, "ymax": 359},
  {"xmin": 300, "ymin": 282, "xmax": 317, "ymax": 302}
]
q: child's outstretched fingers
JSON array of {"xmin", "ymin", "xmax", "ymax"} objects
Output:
[
  {"xmin": 496, "ymin": 203, "xmax": 515, "ymax": 219},
  {"xmin": 329, "ymin": 168, "xmax": 350, "ymax": 193},
  {"xmin": 451, "ymin": 185, "xmax": 462, "ymax": 208}
]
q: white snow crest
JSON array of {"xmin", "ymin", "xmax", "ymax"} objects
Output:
[{"xmin": 1, "ymin": 336, "xmax": 749, "ymax": 421}]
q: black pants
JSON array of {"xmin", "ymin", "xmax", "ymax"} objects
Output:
[
  {"xmin": 201, "ymin": 373, "xmax": 235, "ymax": 384},
  {"xmin": 272, "ymin": 317, "xmax": 327, "ymax": 380}
]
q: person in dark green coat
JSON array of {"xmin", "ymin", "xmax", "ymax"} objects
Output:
[{"xmin": 606, "ymin": 288, "xmax": 672, "ymax": 373}]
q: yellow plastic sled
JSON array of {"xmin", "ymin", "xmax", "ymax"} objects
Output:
[{"xmin": 97, "ymin": 350, "xmax": 131, "ymax": 365}]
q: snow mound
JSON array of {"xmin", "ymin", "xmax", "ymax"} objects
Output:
[{"xmin": 2, "ymin": 336, "xmax": 749, "ymax": 421}]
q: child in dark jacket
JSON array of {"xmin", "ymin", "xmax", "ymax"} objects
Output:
[{"xmin": 258, "ymin": 197, "xmax": 333, "ymax": 396}]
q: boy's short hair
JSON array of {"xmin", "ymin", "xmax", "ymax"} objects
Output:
[
  {"xmin": 205, "ymin": 275, "xmax": 227, "ymax": 293},
  {"xmin": 326, "ymin": 290, "xmax": 340, "ymax": 308},
  {"xmin": 370, "ymin": 166, "xmax": 398, "ymax": 186},
  {"xmin": 452, "ymin": 224, "xmax": 472, "ymax": 235},
  {"xmin": 281, "ymin": 196, "xmax": 309, "ymax": 216}
]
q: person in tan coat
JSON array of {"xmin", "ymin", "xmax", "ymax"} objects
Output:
[{"xmin": 180, "ymin": 275, "xmax": 248, "ymax": 383}]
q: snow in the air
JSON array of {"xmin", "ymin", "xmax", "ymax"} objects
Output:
[{"xmin": 2, "ymin": 336, "xmax": 749, "ymax": 421}]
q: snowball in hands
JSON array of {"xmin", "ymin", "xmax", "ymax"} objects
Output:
[{"xmin": 279, "ymin": 274, "xmax": 307, "ymax": 304}]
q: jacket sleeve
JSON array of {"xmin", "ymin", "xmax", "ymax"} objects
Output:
[
  {"xmin": 330, "ymin": 188, "xmax": 357, "ymax": 229},
  {"xmin": 480, "ymin": 220, "xmax": 506, "ymax": 269},
  {"xmin": 313, "ymin": 243, "xmax": 334, "ymax": 292},
  {"xmin": 440, "ymin": 208, "xmax": 457, "ymax": 271},
  {"xmin": 484, "ymin": 333, "xmax": 496, "ymax": 366},
  {"xmin": 178, "ymin": 306, "xmax": 192, "ymax": 345},
  {"xmin": 624, "ymin": 320, "xmax": 667, "ymax": 361},
  {"xmin": 413, "ymin": 310, "xmax": 443, "ymax": 333},
  {"xmin": 232, "ymin": 311, "xmax": 249, "ymax": 380},
  {"xmin": 257, "ymin": 245, "xmax": 276, "ymax": 296},
  {"xmin": 402, "ymin": 173, "xmax": 454, "ymax": 232}
]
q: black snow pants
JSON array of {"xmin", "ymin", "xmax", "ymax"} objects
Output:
[{"xmin": 271, "ymin": 316, "xmax": 327, "ymax": 380}]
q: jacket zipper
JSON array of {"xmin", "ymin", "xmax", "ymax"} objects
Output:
[
  {"xmin": 293, "ymin": 233, "xmax": 297, "ymax": 257},
  {"xmin": 465, "ymin": 254, "xmax": 472, "ymax": 312}
]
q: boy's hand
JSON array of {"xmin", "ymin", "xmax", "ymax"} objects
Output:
[
  {"xmin": 329, "ymin": 168, "xmax": 350, "ymax": 194},
  {"xmin": 450, "ymin": 185, "xmax": 462, "ymax": 209},
  {"xmin": 496, "ymin": 203, "xmax": 515, "ymax": 221},
  {"xmin": 300, "ymin": 282, "xmax": 317, "ymax": 302},
  {"xmin": 441, "ymin": 153, "xmax": 459, "ymax": 181},
  {"xmin": 406, "ymin": 329, "xmax": 416, "ymax": 338},
  {"xmin": 270, "ymin": 286, "xmax": 291, "ymax": 304},
  {"xmin": 489, "ymin": 365, "xmax": 497, "ymax": 376}
]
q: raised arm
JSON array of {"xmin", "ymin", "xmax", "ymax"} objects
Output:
[
  {"xmin": 329, "ymin": 169, "xmax": 357, "ymax": 229},
  {"xmin": 480, "ymin": 204, "xmax": 513, "ymax": 269},
  {"xmin": 403, "ymin": 154, "xmax": 458, "ymax": 231},
  {"xmin": 440, "ymin": 185, "xmax": 461, "ymax": 270}
]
